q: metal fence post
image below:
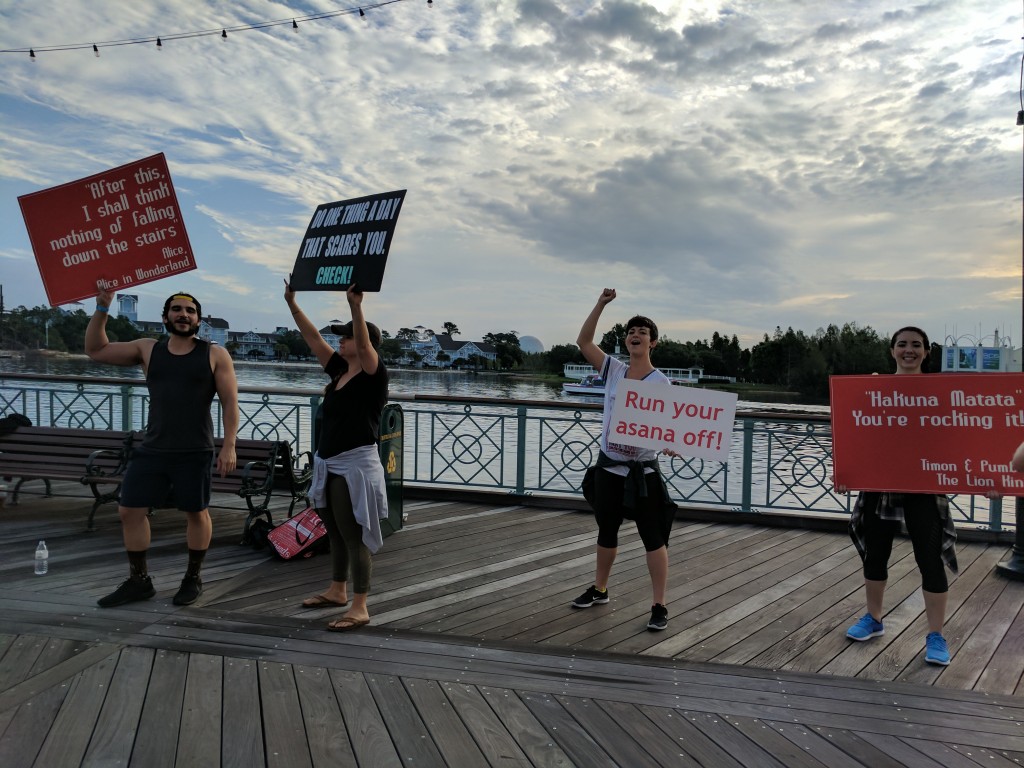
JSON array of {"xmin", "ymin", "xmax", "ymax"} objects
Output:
[
  {"xmin": 308, "ymin": 394, "xmax": 321, "ymax": 451},
  {"xmin": 741, "ymin": 419, "xmax": 754, "ymax": 513},
  {"xmin": 120, "ymin": 384, "xmax": 134, "ymax": 431},
  {"xmin": 515, "ymin": 406, "xmax": 527, "ymax": 495},
  {"xmin": 990, "ymin": 496, "xmax": 1003, "ymax": 532}
]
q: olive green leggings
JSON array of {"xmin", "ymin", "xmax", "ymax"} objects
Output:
[{"xmin": 322, "ymin": 475, "xmax": 373, "ymax": 593}]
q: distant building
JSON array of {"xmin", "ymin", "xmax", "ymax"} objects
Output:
[
  {"xmin": 226, "ymin": 329, "xmax": 279, "ymax": 359},
  {"xmin": 198, "ymin": 316, "xmax": 230, "ymax": 347},
  {"xmin": 321, "ymin": 322, "xmax": 345, "ymax": 351},
  {"xmin": 519, "ymin": 335, "xmax": 545, "ymax": 354},
  {"xmin": 391, "ymin": 329, "xmax": 497, "ymax": 368},
  {"xmin": 116, "ymin": 294, "xmax": 138, "ymax": 323},
  {"xmin": 134, "ymin": 319, "xmax": 166, "ymax": 336},
  {"xmin": 941, "ymin": 333, "xmax": 1016, "ymax": 373}
]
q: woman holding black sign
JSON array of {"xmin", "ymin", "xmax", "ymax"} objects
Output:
[
  {"xmin": 284, "ymin": 278, "xmax": 389, "ymax": 632},
  {"xmin": 845, "ymin": 327, "xmax": 957, "ymax": 665}
]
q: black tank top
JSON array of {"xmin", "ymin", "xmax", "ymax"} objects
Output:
[{"xmin": 143, "ymin": 338, "xmax": 216, "ymax": 452}]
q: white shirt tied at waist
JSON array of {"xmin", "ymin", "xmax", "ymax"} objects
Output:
[{"xmin": 310, "ymin": 445, "xmax": 389, "ymax": 554}]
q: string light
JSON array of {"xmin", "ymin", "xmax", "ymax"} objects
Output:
[
  {"xmin": 93, "ymin": 44, "xmax": 100, "ymax": 57},
  {"xmin": 2, "ymin": 1, "xmax": 407, "ymax": 57}
]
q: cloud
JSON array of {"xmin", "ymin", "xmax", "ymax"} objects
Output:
[{"xmin": 0, "ymin": 1, "xmax": 1020, "ymax": 349}]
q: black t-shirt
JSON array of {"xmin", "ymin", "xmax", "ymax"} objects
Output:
[
  {"xmin": 316, "ymin": 353, "xmax": 388, "ymax": 459},
  {"xmin": 144, "ymin": 338, "xmax": 215, "ymax": 452}
]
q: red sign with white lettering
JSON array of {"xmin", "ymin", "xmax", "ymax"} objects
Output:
[
  {"xmin": 18, "ymin": 153, "xmax": 195, "ymax": 306},
  {"xmin": 830, "ymin": 373, "xmax": 1024, "ymax": 496}
]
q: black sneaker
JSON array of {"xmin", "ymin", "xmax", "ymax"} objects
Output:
[
  {"xmin": 647, "ymin": 603, "xmax": 668, "ymax": 631},
  {"xmin": 97, "ymin": 575, "xmax": 155, "ymax": 608},
  {"xmin": 571, "ymin": 585, "xmax": 609, "ymax": 609},
  {"xmin": 173, "ymin": 575, "xmax": 203, "ymax": 606}
]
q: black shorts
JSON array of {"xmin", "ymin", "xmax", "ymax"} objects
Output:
[
  {"xmin": 120, "ymin": 447, "xmax": 214, "ymax": 513},
  {"xmin": 592, "ymin": 468, "xmax": 672, "ymax": 552}
]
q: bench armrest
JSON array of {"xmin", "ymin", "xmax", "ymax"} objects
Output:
[
  {"xmin": 293, "ymin": 450, "xmax": 314, "ymax": 483},
  {"xmin": 84, "ymin": 447, "xmax": 131, "ymax": 479}
]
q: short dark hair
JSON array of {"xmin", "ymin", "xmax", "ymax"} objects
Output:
[
  {"xmin": 163, "ymin": 292, "xmax": 202, "ymax": 318},
  {"xmin": 890, "ymin": 326, "xmax": 929, "ymax": 350},
  {"xmin": 330, "ymin": 320, "xmax": 383, "ymax": 349},
  {"xmin": 625, "ymin": 315, "xmax": 658, "ymax": 342}
]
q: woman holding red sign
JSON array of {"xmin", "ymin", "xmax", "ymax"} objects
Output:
[{"xmin": 846, "ymin": 327, "xmax": 958, "ymax": 666}]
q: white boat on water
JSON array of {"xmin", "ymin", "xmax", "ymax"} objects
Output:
[{"xmin": 562, "ymin": 374, "xmax": 605, "ymax": 396}]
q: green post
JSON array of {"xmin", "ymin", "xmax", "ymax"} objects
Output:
[
  {"xmin": 120, "ymin": 384, "xmax": 133, "ymax": 431},
  {"xmin": 741, "ymin": 419, "xmax": 753, "ymax": 513},
  {"xmin": 379, "ymin": 403, "xmax": 404, "ymax": 536},
  {"xmin": 515, "ymin": 406, "xmax": 527, "ymax": 495},
  {"xmin": 989, "ymin": 497, "xmax": 1002, "ymax": 532}
]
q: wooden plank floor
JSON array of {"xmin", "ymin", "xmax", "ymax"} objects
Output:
[{"xmin": 1, "ymin": 482, "xmax": 1023, "ymax": 766}]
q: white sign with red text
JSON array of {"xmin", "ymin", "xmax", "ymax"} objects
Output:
[{"xmin": 608, "ymin": 379, "xmax": 738, "ymax": 461}]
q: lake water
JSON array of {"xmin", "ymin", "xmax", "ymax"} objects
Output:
[{"xmin": 1, "ymin": 353, "xmax": 828, "ymax": 414}]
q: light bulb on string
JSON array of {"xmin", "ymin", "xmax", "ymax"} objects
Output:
[
  {"xmin": 6, "ymin": 2, "xmax": 415, "ymax": 61},
  {"xmin": 428, "ymin": 0, "xmax": 433, "ymax": 6}
]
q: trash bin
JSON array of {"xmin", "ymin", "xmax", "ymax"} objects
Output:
[{"xmin": 379, "ymin": 403, "xmax": 403, "ymax": 537}]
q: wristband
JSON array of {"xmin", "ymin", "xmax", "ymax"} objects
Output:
[{"xmin": 96, "ymin": 305, "xmax": 109, "ymax": 313}]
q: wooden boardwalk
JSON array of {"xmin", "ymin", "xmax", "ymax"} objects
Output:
[{"xmin": 1, "ymin": 482, "xmax": 1023, "ymax": 766}]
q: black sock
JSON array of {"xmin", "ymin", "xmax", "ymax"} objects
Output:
[
  {"xmin": 186, "ymin": 549, "xmax": 207, "ymax": 579},
  {"xmin": 127, "ymin": 550, "xmax": 148, "ymax": 579}
]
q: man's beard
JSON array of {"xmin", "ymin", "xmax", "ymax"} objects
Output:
[{"xmin": 164, "ymin": 320, "xmax": 198, "ymax": 338}]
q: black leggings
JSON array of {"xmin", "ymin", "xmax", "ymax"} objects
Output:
[
  {"xmin": 593, "ymin": 469, "xmax": 671, "ymax": 552},
  {"xmin": 861, "ymin": 492, "xmax": 948, "ymax": 593},
  {"xmin": 321, "ymin": 475, "xmax": 373, "ymax": 593}
]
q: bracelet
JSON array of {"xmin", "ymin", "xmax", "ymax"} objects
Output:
[{"xmin": 95, "ymin": 305, "xmax": 109, "ymax": 313}]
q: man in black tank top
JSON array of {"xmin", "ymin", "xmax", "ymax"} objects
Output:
[{"xmin": 86, "ymin": 287, "xmax": 239, "ymax": 608}]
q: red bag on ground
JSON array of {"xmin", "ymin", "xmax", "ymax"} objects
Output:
[{"xmin": 267, "ymin": 507, "xmax": 327, "ymax": 560}]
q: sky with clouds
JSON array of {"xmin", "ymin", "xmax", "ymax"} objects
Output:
[{"xmin": 1, "ymin": 0, "xmax": 1022, "ymax": 351}]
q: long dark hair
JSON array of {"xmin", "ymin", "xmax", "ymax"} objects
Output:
[
  {"xmin": 322, "ymin": 359, "xmax": 349, "ymax": 398},
  {"xmin": 889, "ymin": 326, "xmax": 929, "ymax": 349}
]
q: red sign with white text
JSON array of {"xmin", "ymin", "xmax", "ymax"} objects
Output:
[
  {"xmin": 18, "ymin": 153, "xmax": 195, "ymax": 306},
  {"xmin": 831, "ymin": 373, "xmax": 1024, "ymax": 496}
]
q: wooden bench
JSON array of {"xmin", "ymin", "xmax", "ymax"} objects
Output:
[
  {"xmin": 0, "ymin": 426, "xmax": 312, "ymax": 537},
  {"xmin": 0, "ymin": 426, "xmax": 136, "ymax": 526}
]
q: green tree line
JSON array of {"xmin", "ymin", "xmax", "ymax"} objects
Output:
[{"xmin": 0, "ymin": 304, "xmax": 141, "ymax": 352}]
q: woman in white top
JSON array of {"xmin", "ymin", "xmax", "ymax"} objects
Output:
[{"xmin": 571, "ymin": 288, "xmax": 676, "ymax": 631}]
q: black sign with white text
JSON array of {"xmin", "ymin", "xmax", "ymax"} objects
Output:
[{"xmin": 289, "ymin": 189, "xmax": 406, "ymax": 292}]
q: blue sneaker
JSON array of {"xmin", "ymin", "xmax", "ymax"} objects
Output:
[
  {"xmin": 925, "ymin": 632, "xmax": 950, "ymax": 666},
  {"xmin": 846, "ymin": 614, "xmax": 884, "ymax": 641}
]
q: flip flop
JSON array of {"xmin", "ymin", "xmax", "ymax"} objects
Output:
[
  {"xmin": 327, "ymin": 616, "xmax": 370, "ymax": 632},
  {"xmin": 301, "ymin": 594, "xmax": 349, "ymax": 608}
]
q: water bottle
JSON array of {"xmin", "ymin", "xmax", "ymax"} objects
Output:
[{"xmin": 34, "ymin": 540, "xmax": 48, "ymax": 575}]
